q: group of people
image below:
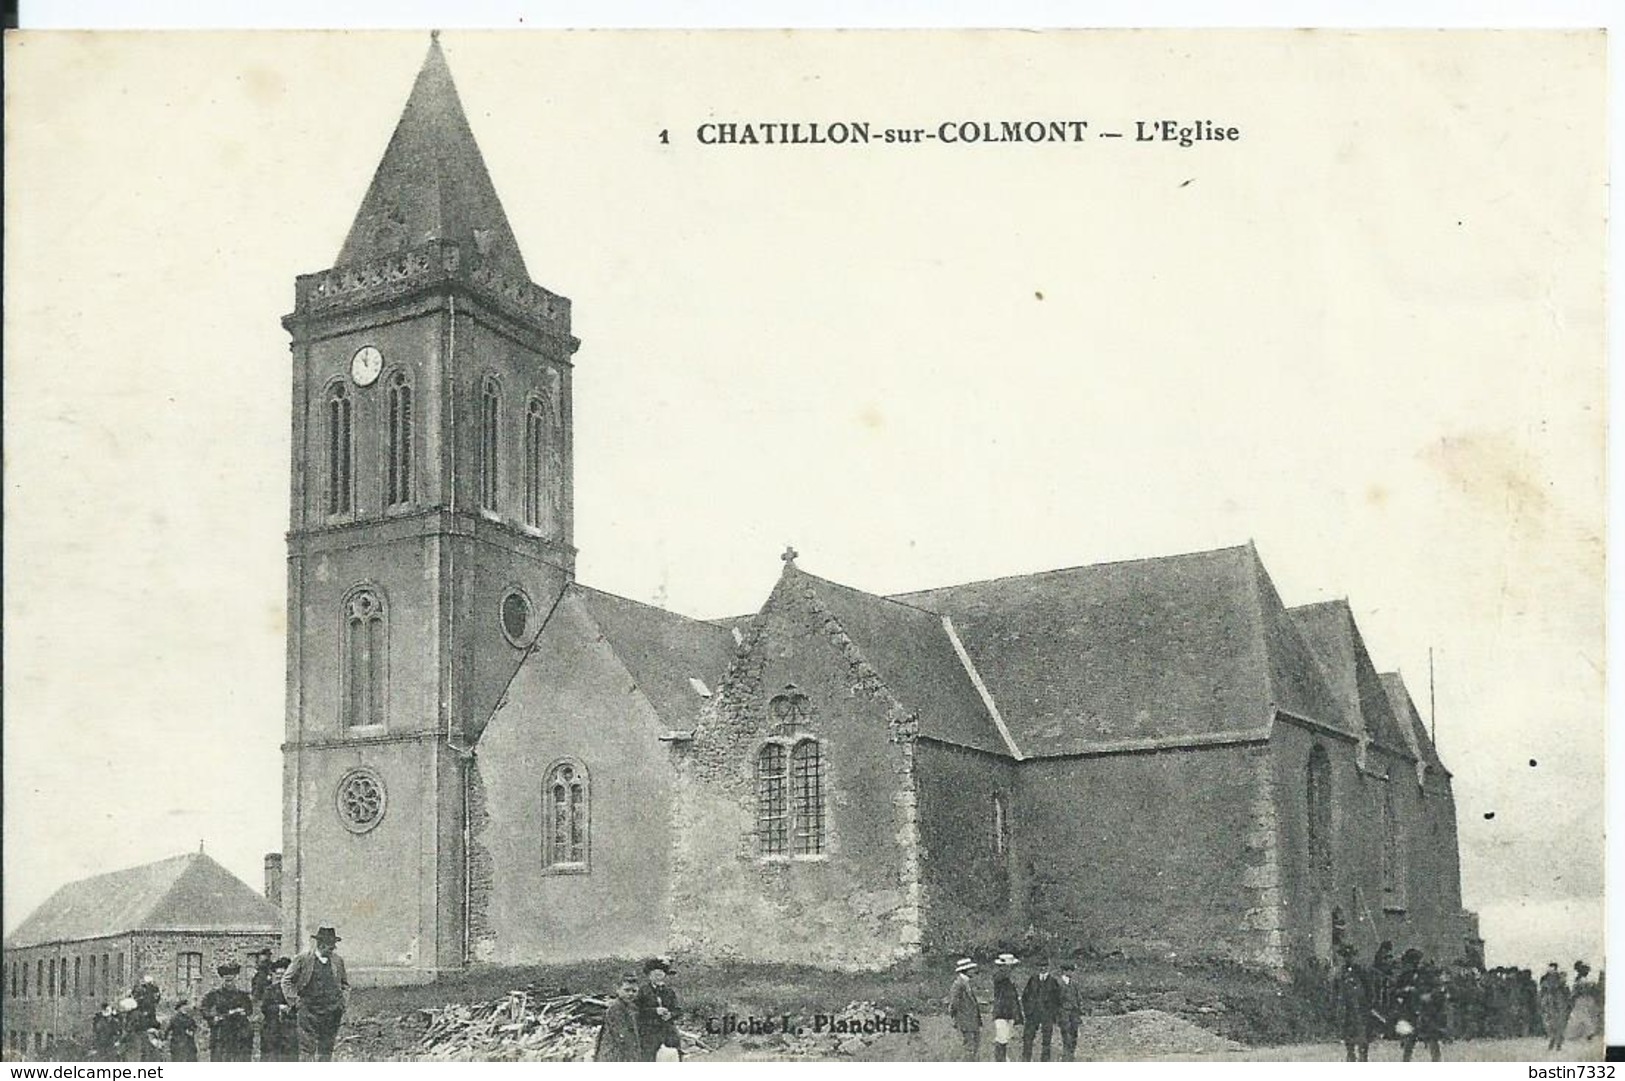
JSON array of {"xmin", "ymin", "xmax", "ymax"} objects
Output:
[
  {"xmin": 592, "ymin": 958, "xmax": 683, "ymax": 1061},
  {"xmin": 947, "ymin": 953, "xmax": 1086, "ymax": 1062},
  {"xmin": 1330, "ymin": 940, "xmax": 1605, "ymax": 1062},
  {"xmin": 86, "ymin": 926, "xmax": 350, "ymax": 1063}
]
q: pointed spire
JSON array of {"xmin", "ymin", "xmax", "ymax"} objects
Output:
[{"xmin": 336, "ymin": 34, "xmax": 529, "ymax": 278}]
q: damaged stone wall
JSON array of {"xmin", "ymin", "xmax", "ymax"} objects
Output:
[
  {"xmin": 1014, "ymin": 744, "xmax": 1267, "ymax": 965},
  {"xmin": 669, "ymin": 572, "xmax": 923, "ymax": 970},
  {"xmin": 913, "ymin": 740, "xmax": 1021, "ymax": 954}
]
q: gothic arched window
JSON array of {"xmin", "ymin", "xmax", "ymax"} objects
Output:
[
  {"xmin": 1306, "ymin": 744, "xmax": 1333, "ymax": 883},
  {"xmin": 524, "ymin": 394, "xmax": 548, "ymax": 530},
  {"xmin": 479, "ymin": 375, "xmax": 501, "ymax": 511},
  {"xmin": 544, "ymin": 761, "xmax": 588, "ymax": 870},
  {"xmin": 791, "ymin": 739, "xmax": 826, "ymax": 855},
  {"xmin": 343, "ymin": 589, "xmax": 386, "ymax": 729},
  {"xmin": 385, "ymin": 370, "xmax": 413, "ymax": 507},
  {"xmin": 757, "ymin": 743, "xmax": 789, "ymax": 856},
  {"xmin": 1381, "ymin": 767, "xmax": 1405, "ymax": 908},
  {"xmin": 992, "ymin": 792, "xmax": 1010, "ymax": 859},
  {"xmin": 326, "ymin": 382, "xmax": 353, "ymax": 515}
]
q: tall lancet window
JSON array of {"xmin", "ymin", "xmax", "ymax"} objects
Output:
[
  {"xmin": 544, "ymin": 761, "xmax": 588, "ymax": 870},
  {"xmin": 479, "ymin": 375, "xmax": 501, "ymax": 511},
  {"xmin": 1305, "ymin": 744, "xmax": 1333, "ymax": 883},
  {"xmin": 326, "ymin": 382, "xmax": 353, "ymax": 515},
  {"xmin": 1381, "ymin": 768, "xmax": 1405, "ymax": 907},
  {"xmin": 524, "ymin": 394, "xmax": 548, "ymax": 531},
  {"xmin": 343, "ymin": 589, "xmax": 386, "ymax": 729},
  {"xmin": 385, "ymin": 370, "xmax": 413, "ymax": 507}
]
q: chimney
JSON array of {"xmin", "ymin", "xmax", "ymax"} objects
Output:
[{"xmin": 264, "ymin": 853, "xmax": 283, "ymax": 905}]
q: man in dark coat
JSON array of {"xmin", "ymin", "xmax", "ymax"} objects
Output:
[
  {"xmin": 164, "ymin": 1001, "xmax": 199, "ymax": 1062},
  {"xmin": 1538, "ymin": 962, "xmax": 1571, "ymax": 1050},
  {"xmin": 946, "ymin": 958, "xmax": 982, "ymax": 1060},
  {"xmin": 990, "ymin": 954, "xmax": 1023, "ymax": 1062},
  {"xmin": 1057, "ymin": 960, "xmax": 1085, "ymax": 1062},
  {"xmin": 249, "ymin": 949, "xmax": 274, "ymax": 1002},
  {"xmin": 259, "ymin": 957, "xmax": 295, "ymax": 1061},
  {"xmin": 201, "ymin": 963, "xmax": 254, "ymax": 1061},
  {"xmin": 90, "ymin": 1005, "xmax": 119, "ymax": 1061},
  {"xmin": 282, "ymin": 927, "xmax": 349, "ymax": 1061},
  {"xmin": 634, "ymin": 958, "xmax": 681, "ymax": 1061},
  {"xmin": 1021, "ymin": 956, "xmax": 1063, "ymax": 1061},
  {"xmin": 1331, "ymin": 945, "xmax": 1375, "ymax": 1061},
  {"xmin": 594, "ymin": 974, "xmax": 644, "ymax": 1062},
  {"xmin": 1395, "ymin": 955, "xmax": 1447, "ymax": 1062}
]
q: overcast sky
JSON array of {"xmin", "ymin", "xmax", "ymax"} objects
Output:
[{"xmin": 4, "ymin": 30, "xmax": 1605, "ymax": 971}]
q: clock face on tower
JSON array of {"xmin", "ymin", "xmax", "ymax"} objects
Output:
[{"xmin": 350, "ymin": 345, "xmax": 383, "ymax": 387}]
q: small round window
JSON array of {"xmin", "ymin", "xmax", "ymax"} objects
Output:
[
  {"xmin": 336, "ymin": 767, "xmax": 386, "ymax": 834},
  {"xmin": 501, "ymin": 588, "xmax": 534, "ymax": 646}
]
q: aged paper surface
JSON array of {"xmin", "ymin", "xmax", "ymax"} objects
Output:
[{"xmin": 3, "ymin": 29, "xmax": 1605, "ymax": 1061}]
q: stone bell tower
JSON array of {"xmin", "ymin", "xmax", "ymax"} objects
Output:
[{"xmin": 280, "ymin": 34, "xmax": 579, "ymax": 979}]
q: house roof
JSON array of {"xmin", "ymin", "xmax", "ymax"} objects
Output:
[
  {"xmin": 576, "ymin": 585, "xmax": 736, "ymax": 731},
  {"xmin": 5, "ymin": 853, "xmax": 279, "ymax": 949},
  {"xmin": 335, "ymin": 36, "xmax": 529, "ymax": 279},
  {"xmin": 794, "ymin": 569, "xmax": 1013, "ymax": 758},
  {"xmin": 892, "ymin": 545, "xmax": 1301, "ymax": 757},
  {"xmin": 1288, "ymin": 601, "xmax": 1416, "ymax": 759},
  {"xmin": 1379, "ymin": 672, "xmax": 1450, "ymax": 777}
]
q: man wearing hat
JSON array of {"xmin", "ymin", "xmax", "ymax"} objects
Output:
[
  {"xmin": 281, "ymin": 927, "xmax": 349, "ymax": 1061},
  {"xmin": 259, "ymin": 957, "xmax": 296, "ymax": 1061},
  {"xmin": 946, "ymin": 958, "xmax": 982, "ymax": 1060},
  {"xmin": 635, "ymin": 958, "xmax": 682, "ymax": 1061},
  {"xmin": 1331, "ymin": 944, "xmax": 1375, "ymax": 1061},
  {"xmin": 249, "ymin": 947, "xmax": 275, "ymax": 1002},
  {"xmin": 1538, "ymin": 961, "xmax": 1571, "ymax": 1050},
  {"xmin": 201, "ymin": 963, "xmax": 254, "ymax": 1061},
  {"xmin": 1021, "ymin": 954, "xmax": 1063, "ymax": 1061},
  {"xmin": 990, "ymin": 954, "xmax": 1024, "ymax": 1062},
  {"xmin": 1057, "ymin": 961, "xmax": 1084, "ymax": 1062}
]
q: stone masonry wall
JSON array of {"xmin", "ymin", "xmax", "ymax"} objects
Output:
[{"xmin": 669, "ymin": 572, "xmax": 923, "ymax": 970}]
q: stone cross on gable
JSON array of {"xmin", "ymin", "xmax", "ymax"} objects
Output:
[{"xmin": 781, "ymin": 545, "xmax": 799, "ymax": 565}]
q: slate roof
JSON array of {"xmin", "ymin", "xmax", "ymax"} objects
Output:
[
  {"xmin": 1379, "ymin": 672, "xmax": 1450, "ymax": 777},
  {"xmin": 892, "ymin": 545, "xmax": 1321, "ymax": 757},
  {"xmin": 5, "ymin": 853, "xmax": 279, "ymax": 949},
  {"xmin": 795, "ymin": 570, "xmax": 1013, "ymax": 758},
  {"xmin": 577, "ymin": 585, "xmax": 736, "ymax": 731},
  {"xmin": 1288, "ymin": 601, "xmax": 1417, "ymax": 759},
  {"xmin": 336, "ymin": 36, "xmax": 529, "ymax": 279}
]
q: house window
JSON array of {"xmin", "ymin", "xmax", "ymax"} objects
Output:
[
  {"xmin": 386, "ymin": 370, "xmax": 413, "ymax": 507},
  {"xmin": 1305, "ymin": 744, "xmax": 1333, "ymax": 883},
  {"xmin": 791, "ymin": 739, "xmax": 826, "ymax": 855},
  {"xmin": 21, "ymin": 959, "xmax": 28, "ymax": 997},
  {"xmin": 115, "ymin": 953, "xmax": 124, "ymax": 987},
  {"xmin": 992, "ymin": 792, "xmax": 1010, "ymax": 859},
  {"xmin": 326, "ymin": 382, "xmax": 354, "ymax": 515},
  {"xmin": 524, "ymin": 395, "xmax": 547, "ymax": 530},
  {"xmin": 47, "ymin": 960, "xmax": 55, "ymax": 998},
  {"xmin": 176, "ymin": 952, "xmax": 204, "ymax": 999},
  {"xmin": 757, "ymin": 743, "xmax": 789, "ymax": 855},
  {"xmin": 101, "ymin": 954, "xmax": 110, "ymax": 998},
  {"xmin": 479, "ymin": 375, "xmax": 501, "ymax": 511},
  {"xmin": 343, "ymin": 589, "xmax": 386, "ymax": 728},
  {"xmin": 73, "ymin": 956, "xmax": 80, "ymax": 997},
  {"xmin": 544, "ymin": 761, "xmax": 588, "ymax": 870}
]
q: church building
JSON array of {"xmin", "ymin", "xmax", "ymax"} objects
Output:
[{"xmin": 279, "ymin": 38, "xmax": 1474, "ymax": 984}]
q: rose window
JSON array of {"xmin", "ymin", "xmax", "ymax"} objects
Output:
[{"xmin": 336, "ymin": 768, "xmax": 386, "ymax": 833}]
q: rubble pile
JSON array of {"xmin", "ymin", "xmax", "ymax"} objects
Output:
[
  {"xmin": 387, "ymin": 988, "xmax": 709, "ymax": 1062},
  {"xmin": 748, "ymin": 1001, "xmax": 902, "ymax": 1059}
]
